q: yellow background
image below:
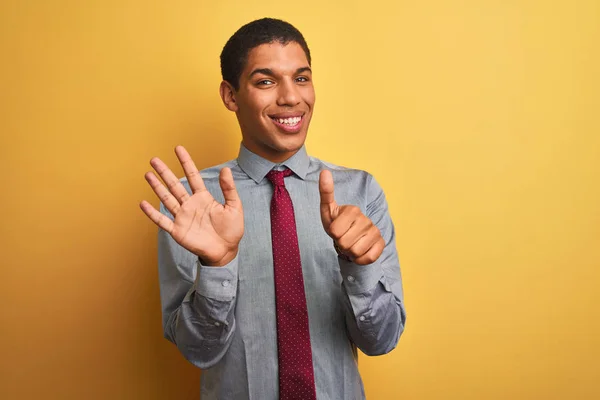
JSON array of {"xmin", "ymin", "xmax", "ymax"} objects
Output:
[{"xmin": 1, "ymin": 0, "xmax": 598, "ymax": 399}]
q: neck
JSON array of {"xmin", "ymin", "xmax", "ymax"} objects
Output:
[{"xmin": 242, "ymin": 141, "xmax": 301, "ymax": 164}]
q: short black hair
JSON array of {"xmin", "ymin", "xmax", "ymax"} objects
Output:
[{"xmin": 220, "ymin": 18, "xmax": 311, "ymax": 91}]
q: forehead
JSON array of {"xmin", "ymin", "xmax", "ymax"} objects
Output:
[{"xmin": 243, "ymin": 42, "xmax": 309, "ymax": 75}]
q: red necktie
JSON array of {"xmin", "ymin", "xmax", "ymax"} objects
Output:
[{"xmin": 267, "ymin": 168, "xmax": 317, "ymax": 400}]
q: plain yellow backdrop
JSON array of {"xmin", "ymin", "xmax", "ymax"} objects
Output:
[{"xmin": 1, "ymin": 1, "xmax": 598, "ymax": 399}]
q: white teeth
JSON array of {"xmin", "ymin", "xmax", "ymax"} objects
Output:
[{"xmin": 276, "ymin": 117, "xmax": 301, "ymax": 125}]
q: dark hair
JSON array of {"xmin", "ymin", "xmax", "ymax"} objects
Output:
[{"xmin": 220, "ymin": 18, "xmax": 311, "ymax": 91}]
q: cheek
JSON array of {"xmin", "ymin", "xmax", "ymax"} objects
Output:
[
  {"xmin": 239, "ymin": 99, "xmax": 266, "ymax": 124},
  {"xmin": 238, "ymin": 88, "xmax": 267, "ymax": 111},
  {"xmin": 247, "ymin": 90, "xmax": 273, "ymax": 108},
  {"xmin": 302, "ymin": 87, "xmax": 316, "ymax": 108}
]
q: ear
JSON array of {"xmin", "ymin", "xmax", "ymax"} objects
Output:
[{"xmin": 219, "ymin": 80, "xmax": 239, "ymax": 112}]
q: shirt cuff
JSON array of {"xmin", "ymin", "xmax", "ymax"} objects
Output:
[
  {"xmin": 194, "ymin": 254, "xmax": 239, "ymax": 301},
  {"xmin": 338, "ymin": 258, "xmax": 384, "ymax": 295}
]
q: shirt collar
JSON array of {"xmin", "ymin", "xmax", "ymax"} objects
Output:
[{"xmin": 237, "ymin": 142, "xmax": 310, "ymax": 184}]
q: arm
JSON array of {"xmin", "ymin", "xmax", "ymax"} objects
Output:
[
  {"xmin": 338, "ymin": 174, "xmax": 406, "ymax": 355},
  {"xmin": 158, "ymin": 223, "xmax": 238, "ymax": 369},
  {"xmin": 319, "ymin": 170, "xmax": 406, "ymax": 355},
  {"xmin": 139, "ymin": 146, "xmax": 244, "ymax": 368}
]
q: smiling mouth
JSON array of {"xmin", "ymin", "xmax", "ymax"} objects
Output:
[{"xmin": 269, "ymin": 115, "xmax": 303, "ymax": 127}]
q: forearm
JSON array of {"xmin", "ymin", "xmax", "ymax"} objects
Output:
[
  {"xmin": 339, "ymin": 173, "xmax": 407, "ymax": 355},
  {"xmin": 164, "ymin": 276, "xmax": 237, "ymax": 369},
  {"xmin": 159, "ymin": 228, "xmax": 238, "ymax": 369},
  {"xmin": 339, "ymin": 259, "xmax": 406, "ymax": 355}
]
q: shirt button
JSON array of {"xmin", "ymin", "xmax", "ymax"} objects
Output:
[
  {"xmin": 359, "ymin": 315, "xmax": 366, "ymax": 322},
  {"xmin": 347, "ymin": 275, "xmax": 355, "ymax": 283},
  {"xmin": 222, "ymin": 280, "xmax": 230, "ymax": 287}
]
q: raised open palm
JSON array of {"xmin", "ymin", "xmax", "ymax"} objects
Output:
[{"xmin": 140, "ymin": 146, "xmax": 244, "ymax": 266}]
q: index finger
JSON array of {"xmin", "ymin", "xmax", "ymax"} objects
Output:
[{"xmin": 175, "ymin": 145, "xmax": 207, "ymax": 194}]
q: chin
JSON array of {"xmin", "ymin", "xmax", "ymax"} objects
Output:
[{"xmin": 274, "ymin": 135, "xmax": 306, "ymax": 152}]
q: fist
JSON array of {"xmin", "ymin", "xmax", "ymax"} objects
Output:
[{"xmin": 319, "ymin": 170, "xmax": 385, "ymax": 265}]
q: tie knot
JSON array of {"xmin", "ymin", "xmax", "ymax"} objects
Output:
[{"xmin": 267, "ymin": 168, "xmax": 293, "ymax": 187}]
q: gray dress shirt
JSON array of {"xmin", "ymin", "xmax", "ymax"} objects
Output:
[{"xmin": 158, "ymin": 144, "xmax": 406, "ymax": 400}]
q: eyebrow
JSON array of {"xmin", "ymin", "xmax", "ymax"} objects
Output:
[{"xmin": 248, "ymin": 66, "xmax": 312, "ymax": 79}]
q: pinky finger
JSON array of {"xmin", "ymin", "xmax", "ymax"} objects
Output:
[
  {"xmin": 353, "ymin": 237, "xmax": 385, "ymax": 265},
  {"xmin": 139, "ymin": 200, "xmax": 174, "ymax": 234}
]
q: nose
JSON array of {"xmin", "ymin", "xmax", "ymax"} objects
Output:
[{"xmin": 276, "ymin": 78, "xmax": 301, "ymax": 107}]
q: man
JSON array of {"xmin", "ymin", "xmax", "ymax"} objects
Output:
[{"xmin": 140, "ymin": 18, "xmax": 406, "ymax": 400}]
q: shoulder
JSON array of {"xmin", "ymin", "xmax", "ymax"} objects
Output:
[
  {"xmin": 308, "ymin": 155, "xmax": 384, "ymax": 204},
  {"xmin": 309, "ymin": 155, "xmax": 378, "ymax": 189},
  {"xmin": 198, "ymin": 159, "xmax": 240, "ymax": 182}
]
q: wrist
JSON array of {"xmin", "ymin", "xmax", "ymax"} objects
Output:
[
  {"xmin": 199, "ymin": 248, "xmax": 239, "ymax": 267},
  {"xmin": 333, "ymin": 241, "xmax": 352, "ymax": 262}
]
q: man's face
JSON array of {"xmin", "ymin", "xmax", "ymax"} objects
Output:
[{"xmin": 229, "ymin": 42, "xmax": 315, "ymax": 163}]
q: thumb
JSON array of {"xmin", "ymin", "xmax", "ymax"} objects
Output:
[
  {"xmin": 319, "ymin": 169, "xmax": 338, "ymax": 225},
  {"xmin": 219, "ymin": 167, "xmax": 242, "ymax": 211}
]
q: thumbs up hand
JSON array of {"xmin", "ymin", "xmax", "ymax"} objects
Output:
[{"xmin": 319, "ymin": 170, "xmax": 385, "ymax": 265}]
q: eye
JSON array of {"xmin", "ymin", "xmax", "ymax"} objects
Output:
[
  {"xmin": 296, "ymin": 76, "xmax": 309, "ymax": 83},
  {"xmin": 257, "ymin": 79, "xmax": 274, "ymax": 86}
]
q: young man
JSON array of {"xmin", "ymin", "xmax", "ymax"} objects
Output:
[{"xmin": 140, "ymin": 18, "xmax": 406, "ymax": 400}]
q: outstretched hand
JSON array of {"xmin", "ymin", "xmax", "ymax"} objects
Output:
[
  {"xmin": 140, "ymin": 146, "xmax": 244, "ymax": 267},
  {"xmin": 319, "ymin": 170, "xmax": 385, "ymax": 265}
]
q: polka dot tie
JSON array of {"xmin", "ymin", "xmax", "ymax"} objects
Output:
[{"xmin": 267, "ymin": 168, "xmax": 317, "ymax": 400}]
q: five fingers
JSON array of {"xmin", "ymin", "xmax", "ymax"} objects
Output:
[{"xmin": 141, "ymin": 145, "xmax": 242, "ymax": 226}]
